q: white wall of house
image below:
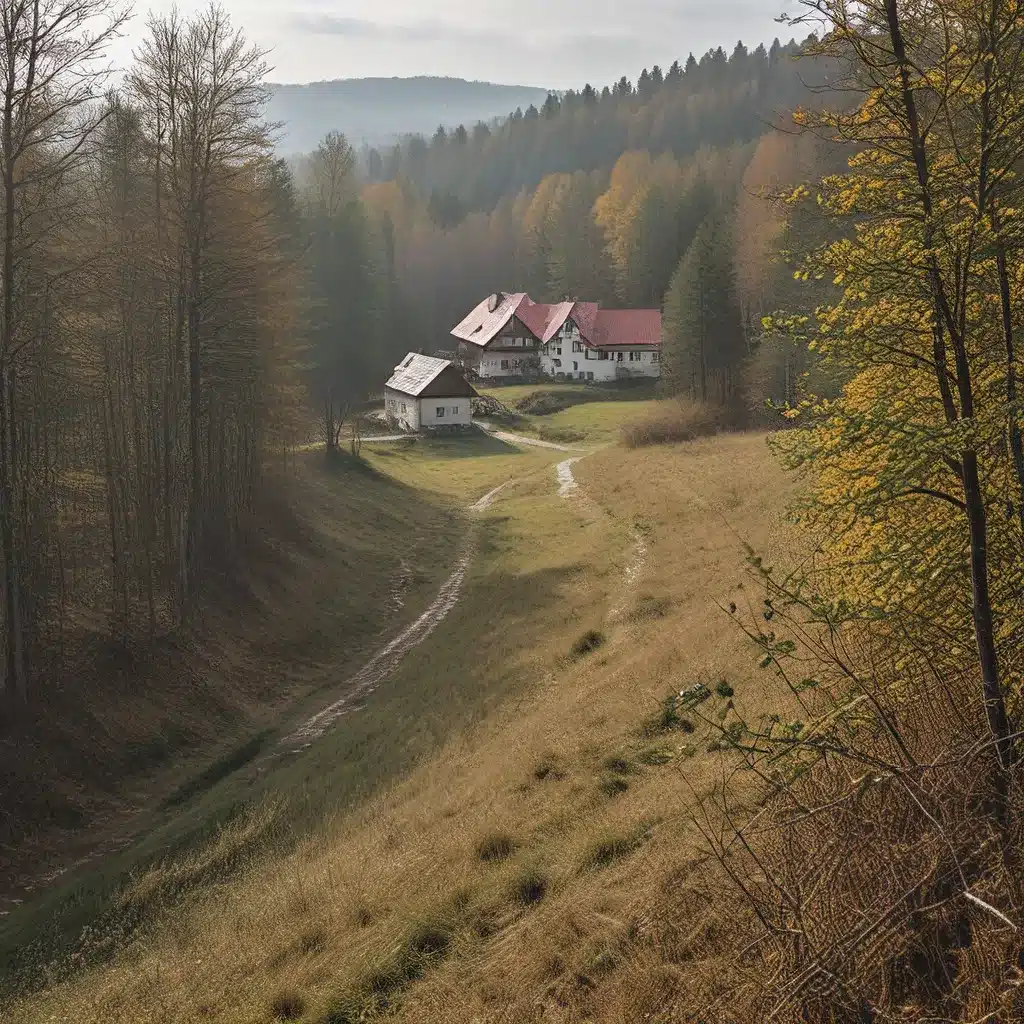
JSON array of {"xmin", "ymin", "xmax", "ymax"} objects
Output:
[
  {"xmin": 419, "ymin": 397, "xmax": 472, "ymax": 428},
  {"xmin": 384, "ymin": 388, "xmax": 472, "ymax": 431},
  {"xmin": 385, "ymin": 388, "xmax": 420, "ymax": 431},
  {"xmin": 477, "ymin": 353, "xmax": 534, "ymax": 377},
  {"xmin": 541, "ymin": 338, "xmax": 661, "ymax": 381}
]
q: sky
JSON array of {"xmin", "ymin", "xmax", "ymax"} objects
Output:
[{"xmin": 109, "ymin": 0, "xmax": 804, "ymax": 89}]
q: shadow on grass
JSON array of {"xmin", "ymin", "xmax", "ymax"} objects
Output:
[{"xmin": 0, "ymin": 556, "xmax": 575, "ymax": 1000}]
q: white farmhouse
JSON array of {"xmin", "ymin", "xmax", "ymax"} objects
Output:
[
  {"xmin": 384, "ymin": 353, "xmax": 478, "ymax": 432},
  {"xmin": 450, "ymin": 293, "xmax": 661, "ymax": 381}
]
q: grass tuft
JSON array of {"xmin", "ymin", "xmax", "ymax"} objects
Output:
[
  {"xmin": 270, "ymin": 989, "xmax": 306, "ymax": 1021},
  {"xmin": 510, "ymin": 867, "xmax": 548, "ymax": 905},
  {"xmin": 475, "ymin": 831, "xmax": 517, "ymax": 863},
  {"xmin": 570, "ymin": 629, "xmax": 606, "ymax": 658},
  {"xmin": 628, "ymin": 594, "xmax": 673, "ymax": 622},
  {"xmin": 582, "ymin": 825, "xmax": 651, "ymax": 869},
  {"xmin": 602, "ymin": 755, "xmax": 636, "ymax": 775},
  {"xmin": 598, "ymin": 776, "xmax": 630, "ymax": 797}
]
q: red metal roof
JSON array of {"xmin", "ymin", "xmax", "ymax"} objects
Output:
[
  {"xmin": 451, "ymin": 293, "xmax": 660, "ymax": 350},
  {"xmin": 585, "ymin": 308, "xmax": 662, "ymax": 348},
  {"xmin": 517, "ymin": 298, "xmax": 575, "ymax": 343}
]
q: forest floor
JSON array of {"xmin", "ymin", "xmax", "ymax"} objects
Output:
[{"xmin": 3, "ymin": 391, "xmax": 801, "ymax": 1024}]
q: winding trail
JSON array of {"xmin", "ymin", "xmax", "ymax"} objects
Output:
[
  {"xmin": 556, "ymin": 456, "xmax": 582, "ymax": 497},
  {"xmin": 271, "ymin": 480, "xmax": 516, "ymax": 756},
  {"xmin": 476, "ymin": 422, "xmax": 578, "ymax": 451},
  {"xmin": 554, "ymin": 452, "xmax": 649, "ymax": 621}
]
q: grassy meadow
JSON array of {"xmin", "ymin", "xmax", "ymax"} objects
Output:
[{"xmin": 3, "ymin": 390, "xmax": 800, "ymax": 1024}]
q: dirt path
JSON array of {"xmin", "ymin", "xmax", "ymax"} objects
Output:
[
  {"xmin": 269, "ymin": 480, "xmax": 517, "ymax": 756},
  {"xmin": 555, "ymin": 454, "xmax": 649, "ymax": 620},
  {"xmin": 476, "ymin": 422, "xmax": 578, "ymax": 451},
  {"xmin": 555, "ymin": 456, "xmax": 583, "ymax": 497}
]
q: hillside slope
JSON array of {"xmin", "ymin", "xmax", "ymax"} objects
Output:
[
  {"xmin": 266, "ymin": 77, "xmax": 552, "ymax": 153},
  {"xmin": 0, "ymin": 453, "xmax": 463, "ymax": 919},
  {"xmin": 7, "ymin": 419, "xmax": 800, "ymax": 1023}
]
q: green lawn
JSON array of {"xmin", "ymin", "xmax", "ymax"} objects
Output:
[{"xmin": 477, "ymin": 382, "xmax": 662, "ymax": 446}]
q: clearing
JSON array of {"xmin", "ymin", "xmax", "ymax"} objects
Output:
[{"xmin": 3, "ymin": 389, "xmax": 800, "ymax": 1024}]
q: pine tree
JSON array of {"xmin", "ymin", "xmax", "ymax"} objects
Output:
[{"xmin": 662, "ymin": 208, "xmax": 744, "ymax": 404}]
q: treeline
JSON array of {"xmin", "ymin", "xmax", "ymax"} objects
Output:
[{"xmin": 363, "ymin": 39, "xmax": 816, "ymax": 212}]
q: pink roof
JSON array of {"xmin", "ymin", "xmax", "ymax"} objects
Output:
[
  {"xmin": 451, "ymin": 293, "xmax": 660, "ymax": 350},
  {"xmin": 450, "ymin": 292, "xmax": 527, "ymax": 348}
]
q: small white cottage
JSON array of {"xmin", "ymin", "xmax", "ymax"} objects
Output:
[{"xmin": 384, "ymin": 353, "xmax": 478, "ymax": 432}]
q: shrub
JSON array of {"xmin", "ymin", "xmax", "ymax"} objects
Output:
[
  {"xmin": 647, "ymin": 693, "xmax": 695, "ymax": 734},
  {"xmin": 270, "ymin": 989, "xmax": 306, "ymax": 1020},
  {"xmin": 602, "ymin": 755, "xmax": 636, "ymax": 775},
  {"xmin": 621, "ymin": 400, "xmax": 724, "ymax": 448},
  {"xmin": 571, "ymin": 629, "xmax": 606, "ymax": 658},
  {"xmin": 511, "ymin": 867, "xmax": 548, "ymax": 905},
  {"xmin": 537, "ymin": 424, "xmax": 586, "ymax": 444},
  {"xmin": 475, "ymin": 831, "xmax": 517, "ymax": 862},
  {"xmin": 715, "ymin": 679, "xmax": 735, "ymax": 698},
  {"xmin": 514, "ymin": 390, "xmax": 584, "ymax": 415}
]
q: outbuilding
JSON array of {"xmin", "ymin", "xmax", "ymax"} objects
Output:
[{"xmin": 384, "ymin": 353, "xmax": 478, "ymax": 432}]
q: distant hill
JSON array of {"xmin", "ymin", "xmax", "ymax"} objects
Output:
[{"xmin": 265, "ymin": 76, "xmax": 552, "ymax": 154}]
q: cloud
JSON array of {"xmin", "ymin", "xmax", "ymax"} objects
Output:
[
  {"xmin": 289, "ymin": 12, "xmax": 648, "ymax": 53},
  {"xmin": 288, "ymin": 14, "xmax": 493, "ymax": 44}
]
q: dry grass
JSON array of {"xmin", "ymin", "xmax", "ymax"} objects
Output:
[
  {"xmin": 620, "ymin": 399, "xmax": 726, "ymax": 448},
  {"xmin": 6, "ymin": 430, "xmax": 803, "ymax": 1024}
]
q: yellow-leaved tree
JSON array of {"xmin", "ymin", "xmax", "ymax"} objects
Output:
[{"xmin": 772, "ymin": 0, "xmax": 1024, "ymax": 769}]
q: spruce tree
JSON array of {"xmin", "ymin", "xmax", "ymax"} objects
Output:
[{"xmin": 662, "ymin": 207, "xmax": 744, "ymax": 405}]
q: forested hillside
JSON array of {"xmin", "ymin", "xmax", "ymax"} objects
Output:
[{"xmin": 312, "ymin": 38, "xmax": 844, "ymax": 413}]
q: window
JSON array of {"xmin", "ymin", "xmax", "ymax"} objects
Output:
[
  {"xmin": 616, "ymin": 352, "xmax": 624, "ymax": 362},
  {"xmin": 436, "ymin": 407, "xmax": 445, "ymax": 418},
  {"xmin": 553, "ymin": 358, "xmax": 561, "ymax": 367},
  {"xmin": 578, "ymin": 371, "xmax": 585, "ymax": 380},
  {"xmin": 555, "ymin": 347, "xmax": 562, "ymax": 355},
  {"xmin": 573, "ymin": 361, "xmax": 578, "ymax": 371},
  {"xmin": 573, "ymin": 340, "xmax": 584, "ymax": 352},
  {"xmin": 587, "ymin": 371, "xmax": 594, "ymax": 381},
  {"xmin": 401, "ymin": 402, "xmax": 407, "ymax": 413},
  {"xmin": 501, "ymin": 359, "xmax": 510, "ymax": 370},
  {"xmin": 651, "ymin": 351, "xmax": 660, "ymax": 363},
  {"xmin": 451, "ymin": 405, "xmax": 459, "ymax": 415},
  {"xmin": 598, "ymin": 351, "xmax": 609, "ymax": 360},
  {"xmin": 629, "ymin": 351, "xmax": 639, "ymax": 362}
]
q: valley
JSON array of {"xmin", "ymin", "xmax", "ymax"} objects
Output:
[{"xmin": 3, "ymin": 392, "xmax": 796, "ymax": 1023}]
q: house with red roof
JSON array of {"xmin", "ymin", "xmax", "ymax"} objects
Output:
[{"xmin": 450, "ymin": 293, "xmax": 661, "ymax": 382}]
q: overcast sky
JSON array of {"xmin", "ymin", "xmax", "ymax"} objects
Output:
[{"xmin": 110, "ymin": 0, "xmax": 803, "ymax": 88}]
